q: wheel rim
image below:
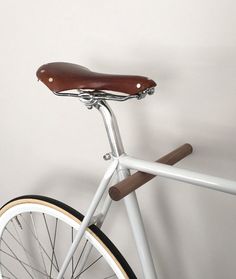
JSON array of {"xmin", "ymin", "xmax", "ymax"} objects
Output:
[{"xmin": 0, "ymin": 200, "xmax": 127, "ymax": 279}]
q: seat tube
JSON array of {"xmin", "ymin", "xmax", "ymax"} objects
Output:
[
  {"xmin": 96, "ymin": 100, "xmax": 157, "ymax": 279},
  {"xmin": 117, "ymin": 167, "xmax": 158, "ymax": 279},
  {"xmin": 125, "ymin": 193, "xmax": 158, "ymax": 279}
]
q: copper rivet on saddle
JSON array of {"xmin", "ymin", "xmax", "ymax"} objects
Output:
[
  {"xmin": 136, "ymin": 83, "xmax": 141, "ymax": 88},
  {"xmin": 48, "ymin": 77, "xmax": 54, "ymax": 82},
  {"xmin": 40, "ymin": 69, "xmax": 45, "ymax": 73}
]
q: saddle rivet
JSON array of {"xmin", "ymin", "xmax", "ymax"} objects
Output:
[
  {"xmin": 48, "ymin": 77, "xmax": 54, "ymax": 83},
  {"xmin": 40, "ymin": 69, "xmax": 45, "ymax": 73},
  {"xmin": 136, "ymin": 83, "xmax": 141, "ymax": 88}
]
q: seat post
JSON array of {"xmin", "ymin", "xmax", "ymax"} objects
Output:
[{"xmin": 95, "ymin": 100, "xmax": 125, "ymax": 157}]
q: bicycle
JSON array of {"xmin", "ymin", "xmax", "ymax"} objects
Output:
[{"xmin": 0, "ymin": 62, "xmax": 236, "ymax": 279}]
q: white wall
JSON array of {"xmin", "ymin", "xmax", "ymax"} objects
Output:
[{"xmin": 0, "ymin": 0, "xmax": 236, "ymax": 278}]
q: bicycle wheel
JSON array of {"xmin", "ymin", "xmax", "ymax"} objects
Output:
[{"xmin": 0, "ymin": 195, "xmax": 136, "ymax": 279}]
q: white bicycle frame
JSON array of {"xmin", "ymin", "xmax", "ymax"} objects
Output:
[{"xmin": 57, "ymin": 98, "xmax": 236, "ymax": 279}]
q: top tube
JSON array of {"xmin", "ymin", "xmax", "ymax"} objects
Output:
[{"xmin": 119, "ymin": 155, "xmax": 236, "ymax": 196}]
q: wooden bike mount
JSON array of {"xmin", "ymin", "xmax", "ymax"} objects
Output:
[{"xmin": 109, "ymin": 143, "xmax": 193, "ymax": 201}]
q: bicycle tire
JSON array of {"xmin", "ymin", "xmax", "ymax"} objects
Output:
[{"xmin": 0, "ymin": 195, "xmax": 137, "ymax": 279}]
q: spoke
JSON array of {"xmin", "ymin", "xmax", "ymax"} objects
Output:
[
  {"xmin": 72, "ymin": 242, "xmax": 94, "ymax": 277},
  {"xmin": 74, "ymin": 255, "xmax": 103, "ymax": 278},
  {"xmin": 30, "ymin": 212, "xmax": 48, "ymax": 277},
  {"xmin": 20, "ymin": 213, "xmax": 59, "ymax": 272},
  {"xmin": 30, "ymin": 212, "xmax": 49, "ymax": 277},
  {"xmin": 5, "ymin": 226, "xmax": 35, "ymax": 260},
  {"xmin": 0, "ymin": 248, "xmax": 50, "ymax": 277},
  {"xmin": 43, "ymin": 213, "xmax": 59, "ymax": 270},
  {"xmin": 71, "ymin": 228, "xmax": 74, "ymax": 279},
  {"xmin": 6, "ymin": 221, "xmax": 38, "ymax": 277},
  {"xmin": 1, "ymin": 239, "xmax": 34, "ymax": 278},
  {"xmin": 0, "ymin": 262, "xmax": 19, "ymax": 279},
  {"xmin": 49, "ymin": 218, "xmax": 58, "ymax": 278},
  {"xmin": 71, "ymin": 240, "xmax": 88, "ymax": 278}
]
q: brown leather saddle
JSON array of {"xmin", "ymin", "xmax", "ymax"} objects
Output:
[{"xmin": 36, "ymin": 62, "xmax": 156, "ymax": 96}]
